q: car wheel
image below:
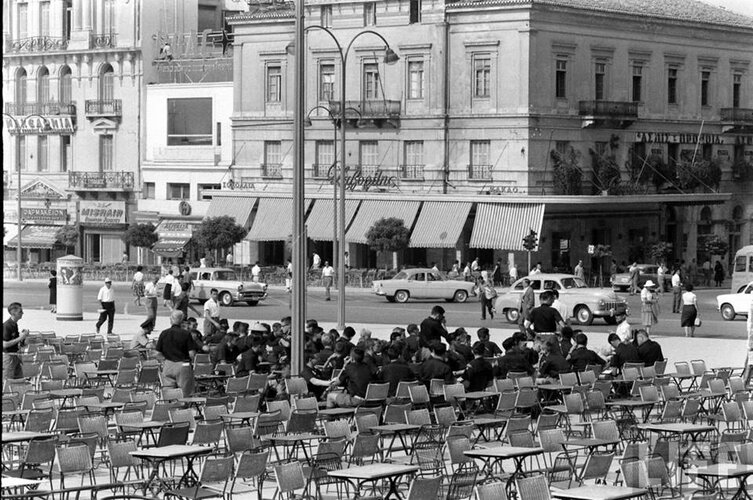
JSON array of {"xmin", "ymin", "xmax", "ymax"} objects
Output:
[
  {"xmin": 453, "ymin": 290, "xmax": 469, "ymax": 303},
  {"xmin": 604, "ymin": 316, "xmax": 617, "ymax": 325},
  {"xmin": 246, "ymin": 300, "xmax": 259, "ymax": 306},
  {"xmin": 386, "ymin": 295, "xmax": 396, "ymax": 303},
  {"xmin": 720, "ymin": 303, "xmax": 736, "ymax": 321},
  {"xmin": 219, "ymin": 292, "xmax": 233, "ymax": 307},
  {"xmin": 505, "ymin": 308, "xmax": 519, "ymax": 323},
  {"xmin": 576, "ymin": 306, "xmax": 594, "ymax": 325},
  {"xmin": 394, "ymin": 290, "xmax": 410, "ymax": 303}
]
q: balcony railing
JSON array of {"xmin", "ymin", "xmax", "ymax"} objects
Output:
[
  {"xmin": 312, "ymin": 164, "xmax": 332, "ymax": 179},
  {"xmin": 721, "ymin": 108, "xmax": 753, "ymax": 123},
  {"xmin": 358, "ymin": 165, "xmax": 380, "ymax": 177},
  {"xmin": 400, "ymin": 165, "xmax": 425, "ymax": 180},
  {"xmin": 262, "ymin": 163, "xmax": 283, "ymax": 179},
  {"xmin": 68, "ymin": 171, "xmax": 134, "ymax": 191},
  {"xmin": 329, "ymin": 100, "xmax": 401, "ymax": 119},
  {"xmin": 579, "ymin": 100, "xmax": 638, "ymax": 117},
  {"xmin": 468, "ymin": 164, "xmax": 492, "ymax": 181},
  {"xmin": 7, "ymin": 36, "xmax": 68, "ymax": 52},
  {"xmin": 90, "ymin": 33, "xmax": 117, "ymax": 48},
  {"xmin": 85, "ymin": 100, "xmax": 122, "ymax": 117},
  {"xmin": 5, "ymin": 102, "xmax": 76, "ymax": 116}
]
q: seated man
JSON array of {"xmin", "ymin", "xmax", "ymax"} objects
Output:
[
  {"xmin": 461, "ymin": 343, "xmax": 494, "ymax": 392},
  {"xmin": 327, "ymin": 347, "xmax": 373, "ymax": 408},
  {"xmin": 472, "ymin": 327, "xmax": 503, "ymax": 358},
  {"xmin": 300, "ymin": 353, "xmax": 331, "ymax": 401},
  {"xmin": 607, "ymin": 333, "xmax": 641, "ymax": 372},
  {"xmin": 417, "ymin": 342, "xmax": 455, "ymax": 387},
  {"xmin": 566, "ymin": 333, "xmax": 606, "ymax": 372},
  {"xmin": 496, "ymin": 337, "xmax": 535, "ymax": 378},
  {"xmin": 380, "ymin": 346, "xmax": 416, "ymax": 397},
  {"xmin": 537, "ymin": 340, "xmax": 570, "ymax": 383},
  {"xmin": 636, "ymin": 329, "xmax": 664, "ymax": 367}
]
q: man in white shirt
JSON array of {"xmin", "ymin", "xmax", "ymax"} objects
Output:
[
  {"xmin": 203, "ymin": 288, "xmax": 222, "ymax": 338},
  {"xmin": 251, "ymin": 262, "xmax": 261, "ymax": 282},
  {"xmin": 530, "ymin": 263, "xmax": 542, "ymax": 275},
  {"xmin": 614, "ymin": 311, "xmax": 632, "ymax": 343},
  {"xmin": 574, "ymin": 260, "xmax": 585, "ymax": 281},
  {"xmin": 471, "ymin": 258, "xmax": 480, "ymax": 274},
  {"xmin": 551, "ymin": 289, "xmax": 570, "ymax": 325},
  {"xmin": 509, "ymin": 263, "xmax": 518, "ymax": 283},
  {"xmin": 286, "ymin": 260, "xmax": 293, "ymax": 292},
  {"xmin": 322, "ymin": 261, "xmax": 335, "ymax": 301},
  {"xmin": 671, "ymin": 269, "xmax": 683, "ymax": 313},
  {"xmin": 96, "ymin": 278, "xmax": 116, "ymax": 334},
  {"xmin": 312, "ymin": 252, "xmax": 321, "ymax": 270}
]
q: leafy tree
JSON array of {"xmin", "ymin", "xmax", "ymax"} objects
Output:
[
  {"xmin": 366, "ymin": 217, "xmax": 410, "ymax": 269},
  {"xmin": 121, "ymin": 223, "xmax": 158, "ymax": 248},
  {"xmin": 701, "ymin": 234, "xmax": 729, "ymax": 258},
  {"xmin": 55, "ymin": 225, "xmax": 79, "ymax": 253},
  {"xmin": 589, "ymin": 148, "xmax": 621, "ymax": 194},
  {"xmin": 646, "ymin": 241, "xmax": 673, "ymax": 263},
  {"xmin": 193, "ymin": 216, "xmax": 247, "ymax": 256},
  {"xmin": 550, "ymin": 148, "xmax": 582, "ymax": 195}
]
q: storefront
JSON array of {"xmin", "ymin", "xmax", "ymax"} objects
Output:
[
  {"xmin": 153, "ymin": 219, "xmax": 200, "ymax": 265},
  {"xmin": 79, "ymin": 200, "xmax": 128, "ymax": 264}
]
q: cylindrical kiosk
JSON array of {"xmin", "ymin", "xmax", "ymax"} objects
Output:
[{"xmin": 56, "ymin": 255, "xmax": 84, "ymax": 321}]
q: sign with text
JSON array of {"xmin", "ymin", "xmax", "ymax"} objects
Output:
[
  {"xmin": 156, "ymin": 220, "xmax": 195, "ymax": 238},
  {"xmin": 79, "ymin": 201, "xmax": 126, "ymax": 225},
  {"xmin": 325, "ymin": 165, "xmax": 399, "ymax": 192},
  {"xmin": 635, "ymin": 132, "xmax": 752, "ymax": 145},
  {"xmin": 18, "ymin": 208, "xmax": 67, "ymax": 225},
  {"xmin": 2, "ymin": 115, "xmax": 75, "ymax": 135}
]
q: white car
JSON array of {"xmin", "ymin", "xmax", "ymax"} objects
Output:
[{"xmin": 716, "ymin": 281, "xmax": 753, "ymax": 321}]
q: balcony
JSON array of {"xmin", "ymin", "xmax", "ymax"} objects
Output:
[
  {"xmin": 5, "ymin": 102, "xmax": 76, "ymax": 116},
  {"xmin": 358, "ymin": 165, "xmax": 380, "ymax": 177},
  {"xmin": 721, "ymin": 108, "xmax": 753, "ymax": 133},
  {"xmin": 312, "ymin": 164, "xmax": 332, "ymax": 179},
  {"xmin": 261, "ymin": 163, "xmax": 283, "ymax": 179},
  {"xmin": 85, "ymin": 100, "xmax": 122, "ymax": 119},
  {"xmin": 68, "ymin": 171, "xmax": 134, "ymax": 191},
  {"xmin": 329, "ymin": 99, "xmax": 401, "ymax": 128},
  {"xmin": 578, "ymin": 100, "xmax": 638, "ymax": 128},
  {"xmin": 400, "ymin": 165, "xmax": 425, "ymax": 181},
  {"xmin": 90, "ymin": 33, "xmax": 117, "ymax": 48},
  {"xmin": 468, "ymin": 164, "xmax": 493, "ymax": 181},
  {"xmin": 6, "ymin": 36, "xmax": 69, "ymax": 53}
]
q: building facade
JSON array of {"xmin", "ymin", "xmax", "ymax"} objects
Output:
[{"xmin": 223, "ymin": 0, "xmax": 752, "ymax": 274}]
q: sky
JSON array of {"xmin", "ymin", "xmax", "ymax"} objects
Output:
[{"xmin": 700, "ymin": 0, "xmax": 753, "ymax": 16}]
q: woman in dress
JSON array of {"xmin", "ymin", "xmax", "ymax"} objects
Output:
[
  {"xmin": 144, "ymin": 276, "xmax": 159, "ymax": 323},
  {"xmin": 131, "ymin": 265, "xmax": 145, "ymax": 306},
  {"xmin": 640, "ymin": 280, "xmax": 659, "ymax": 335},
  {"xmin": 680, "ymin": 283, "xmax": 698, "ymax": 337},
  {"xmin": 714, "ymin": 260, "xmax": 725, "ymax": 287},
  {"xmin": 48, "ymin": 270, "xmax": 57, "ymax": 313},
  {"xmin": 162, "ymin": 269, "xmax": 174, "ymax": 310}
]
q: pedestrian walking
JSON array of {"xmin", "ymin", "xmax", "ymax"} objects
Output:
[
  {"xmin": 640, "ymin": 280, "xmax": 659, "ymax": 335},
  {"xmin": 48, "ymin": 270, "xmax": 57, "ymax": 313},
  {"xmin": 163, "ymin": 269, "xmax": 174, "ymax": 310},
  {"xmin": 251, "ymin": 261, "xmax": 261, "ymax": 282},
  {"xmin": 95, "ymin": 278, "xmax": 116, "ymax": 334},
  {"xmin": 610, "ymin": 259, "xmax": 618, "ymax": 286},
  {"xmin": 131, "ymin": 265, "xmax": 145, "ymax": 307},
  {"xmin": 518, "ymin": 278, "xmax": 535, "ymax": 335},
  {"xmin": 322, "ymin": 261, "xmax": 334, "ymax": 301},
  {"xmin": 671, "ymin": 268, "xmax": 683, "ymax": 313},
  {"xmin": 628, "ymin": 262, "xmax": 640, "ymax": 295},
  {"xmin": 203, "ymin": 288, "xmax": 222, "ymax": 338},
  {"xmin": 656, "ymin": 263, "xmax": 666, "ymax": 293},
  {"xmin": 312, "ymin": 252, "xmax": 321, "ymax": 270},
  {"xmin": 3, "ymin": 302, "xmax": 28, "ymax": 379},
  {"xmin": 714, "ymin": 260, "xmax": 725, "ymax": 287},
  {"xmin": 509, "ymin": 262, "xmax": 518, "ymax": 284},
  {"xmin": 144, "ymin": 276, "xmax": 159, "ymax": 324},
  {"xmin": 574, "ymin": 260, "xmax": 585, "ymax": 281},
  {"xmin": 480, "ymin": 279, "xmax": 497, "ymax": 320},
  {"xmin": 680, "ymin": 283, "xmax": 699, "ymax": 337},
  {"xmin": 463, "ymin": 262, "xmax": 472, "ymax": 281},
  {"xmin": 492, "ymin": 260, "xmax": 503, "ymax": 286}
]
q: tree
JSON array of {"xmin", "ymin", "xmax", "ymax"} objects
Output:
[
  {"xmin": 365, "ymin": 217, "xmax": 410, "ymax": 269},
  {"xmin": 550, "ymin": 148, "xmax": 583, "ymax": 195},
  {"xmin": 193, "ymin": 216, "xmax": 247, "ymax": 259},
  {"xmin": 121, "ymin": 223, "xmax": 158, "ymax": 249},
  {"xmin": 55, "ymin": 225, "xmax": 79, "ymax": 254},
  {"xmin": 589, "ymin": 148, "xmax": 621, "ymax": 194},
  {"xmin": 646, "ymin": 241, "xmax": 673, "ymax": 263},
  {"xmin": 701, "ymin": 234, "xmax": 729, "ymax": 258},
  {"xmin": 677, "ymin": 157, "xmax": 722, "ymax": 191}
]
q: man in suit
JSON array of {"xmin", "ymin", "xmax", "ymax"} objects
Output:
[
  {"xmin": 636, "ymin": 330, "xmax": 664, "ymax": 367},
  {"xmin": 518, "ymin": 279, "xmax": 535, "ymax": 336}
]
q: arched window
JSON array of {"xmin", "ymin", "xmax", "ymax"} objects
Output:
[
  {"xmin": 698, "ymin": 206, "xmax": 712, "ymax": 237},
  {"xmin": 59, "ymin": 66, "xmax": 72, "ymax": 103},
  {"xmin": 99, "ymin": 64, "xmax": 114, "ymax": 101},
  {"xmin": 15, "ymin": 68, "xmax": 27, "ymax": 105},
  {"xmin": 732, "ymin": 205, "xmax": 743, "ymax": 221},
  {"xmin": 37, "ymin": 67, "xmax": 50, "ymax": 104},
  {"xmin": 700, "ymin": 206, "xmax": 712, "ymax": 222}
]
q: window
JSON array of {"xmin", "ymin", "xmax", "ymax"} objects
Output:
[
  {"xmin": 363, "ymin": 63, "xmax": 380, "ymax": 100},
  {"xmin": 470, "ymin": 140, "xmax": 491, "ymax": 179},
  {"xmin": 733, "ymin": 73, "xmax": 742, "ymax": 108},
  {"xmin": 15, "ymin": 69, "xmax": 27, "ymax": 105},
  {"xmin": 99, "ymin": 135, "xmax": 113, "ymax": 171},
  {"xmin": 316, "ymin": 141, "xmax": 334, "ymax": 168},
  {"xmin": 555, "ymin": 59, "xmax": 567, "ymax": 98},
  {"xmin": 17, "ymin": 137, "xmax": 26, "ymax": 171},
  {"xmin": 37, "ymin": 67, "xmax": 49, "ymax": 103},
  {"xmin": 321, "ymin": 5, "xmax": 332, "ymax": 28},
  {"xmin": 60, "ymin": 66, "xmax": 72, "ymax": 103},
  {"xmin": 18, "ymin": 2, "xmax": 28, "ymax": 39},
  {"xmin": 266, "ymin": 65, "xmax": 282, "ymax": 103},
  {"xmin": 198, "ymin": 184, "xmax": 221, "ymax": 200},
  {"xmin": 555, "ymin": 141, "xmax": 570, "ymax": 155},
  {"xmin": 319, "ymin": 63, "xmax": 335, "ymax": 102},
  {"xmin": 103, "ymin": 0, "xmax": 115, "ymax": 34},
  {"xmin": 40, "ymin": 1, "xmax": 50, "ymax": 36},
  {"xmin": 473, "ymin": 56, "xmax": 491, "ymax": 98},
  {"xmin": 143, "ymin": 182, "xmax": 155, "ymax": 199},
  {"xmin": 408, "ymin": 60, "xmax": 424, "ymax": 99},
  {"xmin": 197, "ymin": 5, "xmax": 217, "ymax": 32},
  {"xmin": 363, "ymin": 3, "xmax": 376, "ymax": 26},
  {"xmin": 409, "ymin": 0, "xmax": 421, "ymax": 24},
  {"xmin": 167, "ymin": 183, "xmax": 190, "ymax": 200},
  {"xmin": 167, "ymin": 98, "xmax": 213, "ymax": 146},
  {"xmin": 60, "ymin": 135, "xmax": 70, "ymax": 172},
  {"xmin": 667, "ymin": 68, "xmax": 678, "ymax": 104},
  {"xmin": 632, "ymin": 64, "xmax": 643, "ymax": 102},
  {"xmin": 38, "ymin": 136, "xmax": 48, "ymax": 172},
  {"xmin": 264, "ymin": 141, "xmax": 282, "ymax": 165},
  {"xmin": 99, "ymin": 64, "xmax": 114, "ymax": 100},
  {"xmin": 701, "ymin": 70, "xmax": 710, "ymax": 107},
  {"xmin": 594, "ymin": 62, "xmax": 606, "ymax": 100},
  {"xmin": 404, "ymin": 141, "xmax": 424, "ymax": 165},
  {"xmin": 359, "ymin": 141, "xmax": 379, "ymax": 170}
]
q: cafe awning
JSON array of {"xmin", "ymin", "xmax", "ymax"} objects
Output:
[
  {"xmin": 245, "ymin": 197, "xmax": 313, "ymax": 241},
  {"xmin": 345, "ymin": 200, "xmax": 420, "ymax": 244},
  {"xmin": 6, "ymin": 225, "xmax": 60, "ymax": 248},
  {"xmin": 153, "ymin": 219, "xmax": 196, "ymax": 257},
  {"xmin": 205, "ymin": 196, "xmax": 257, "ymax": 227},
  {"xmin": 410, "ymin": 202, "xmax": 472, "ymax": 248},
  {"xmin": 152, "ymin": 237, "xmax": 191, "ymax": 257},
  {"xmin": 469, "ymin": 202, "xmax": 545, "ymax": 250},
  {"xmin": 304, "ymin": 199, "xmax": 361, "ymax": 241}
]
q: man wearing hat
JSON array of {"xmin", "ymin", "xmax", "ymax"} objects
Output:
[
  {"xmin": 96, "ymin": 278, "xmax": 116, "ymax": 334},
  {"xmin": 640, "ymin": 280, "xmax": 659, "ymax": 335}
]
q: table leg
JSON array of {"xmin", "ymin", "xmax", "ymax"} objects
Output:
[
  {"xmin": 178, "ymin": 455, "xmax": 201, "ymax": 488},
  {"xmin": 141, "ymin": 459, "xmax": 163, "ymax": 495},
  {"xmin": 732, "ymin": 474, "xmax": 752, "ymax": 500},
  {"xmin": 504, "ymin": 457, "xmax": 526, "ymax": 500},
  {"xmin": 384, "ymin": 474, "xmax": 409, "ymax": 500}
]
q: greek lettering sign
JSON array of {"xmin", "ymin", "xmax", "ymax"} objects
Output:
[
  {"xmin": 79, "ymin": 201, "xmax": 126, "ymax": 224},
  {"xmin": 325, "ymin": 165, "xmax": 398, "ymax": 192},
  {"xmin": 222, "ymin": 179, "xmax": 256, "ymax": 190},
  {"xmin": 2, "ymin": 115, "xmax": 75, "ymax": 135},
  {"xmin": 20, "ymin": 208, "xmax": 67, "ymax": 225},
  {"xmin": 157, "ymin": 220, "xmax": 194, "ymax": 238},
  {"xmin": 635, "ymin": 132, "xmax": 753, "ymax": 145}
]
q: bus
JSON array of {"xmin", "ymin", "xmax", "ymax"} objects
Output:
[{"xmin": 731, "ymin": 245, "xmax": 753, "ymax": 292}]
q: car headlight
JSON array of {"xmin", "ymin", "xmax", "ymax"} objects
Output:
[
  {"xmin": 237, "ymin": 284, "xmax": 243, "ymax": 291},
  {"xmin": 598, "ymin": 299, "xmax": 606, "ymax": 308}
]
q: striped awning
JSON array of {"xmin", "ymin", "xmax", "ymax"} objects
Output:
[
  {"xmin": 152, "ymin": 236, "xmax": 191, "ymax": 257},
  {"xmin": 205, "ymin": 197, "xmax": 257, "ymax": 227},
  {"xmin": 469, "ymin": 203, "xmax": 545, "ymax": 250},
  {"xmin": 304, "ymin": 199, "xmax": 361, "ymax": 241},
  {"xmin": 6, "ymin": 225, "xmax": 59, "ymax": 249},
  {"xmin": 346, "ymin": 200, "xmax": 420, "ymax": 244},
  {"xmin": 410, "ymin": 202, "xmax": 472, "ymax": 248},
  {"xmin": 245, "ymin": 198, "xmax": 312, "ymax": 241}
]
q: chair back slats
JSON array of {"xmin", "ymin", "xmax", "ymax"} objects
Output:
[
  {"xmin": 407, "ymin": 475, "xmax": 443, "ymax": 500},
  {"xmin": 515, "ymin": 474, "xmax": 551, "ymax": 500},
  {"xmin": 157, "ymin": 421, "xmax": 190, "ymax": 447}
]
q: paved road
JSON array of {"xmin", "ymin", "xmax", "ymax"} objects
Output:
[{"xmin": 3, "ymin": 279, "xmax": 748, "ymax": 340}]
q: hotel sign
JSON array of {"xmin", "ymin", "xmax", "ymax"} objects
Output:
[
  {"xmin": 21, "ymin": 208, "xmax": 68, "ymax": 225},
  {"xmin": 2, "ymin": 115, "xmax": 75, "ymax": 135},
  {"xmin": 635, "ymin": 132, "xmax": 753, "ymax": 145},
  {"xmin": 325, "ymin": 165, "xmax": 399, "ymax": 192},
  {"xmin": 79, "ymin": 201, "xmax": 127, "ymax": 225}
]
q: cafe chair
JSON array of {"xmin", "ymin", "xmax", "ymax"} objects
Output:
[
  {"xmin": 273, "ymin": 460, "xmax": 308, "ymax": 500},
  {"xmin": 442, "ymin": 463, "xmax": 478, "ymax": 500},
  {"xmin": 203, "ymin": 404, "xmax": 229, "ymax": 422},
  {"xmin": 157, "ymin": 422, "xmax": 190, "ymax": 447},
  {"xmin": 364, "ymin": 382, "xmax": 390, "ymax": 407},
  {"xmin": 164, "ymin": 454, "xmax": 234, "ymax": 500},
  {"xmin": 383, "ymin": 402, "xmax": 412, "ymax": 424},
  {"xmin": 405, "ymin": 475, "xmax": 442, "ymax": 500},
  {"xmin": 234, "ymin": 393, "xmax": 261, "ymax": 413},
  {"xmin": 285, "ymin": 377, "xmax": 310, "ymax": 400},
  {"xmin": 575, "ymin": 451, "xmax": 614, "ymax": 486},
  {"xmin": 226, "ymin": 427, "xmax": 262, "ymax": 455},
  {"xmin": 107, "ymin": 439, "xmax": 142, "ymax": 484},
  {"xmin": 191, "ymin": 419, "xmax": 224, "ymax": 452},
  {"xmin": 56, "ymin": 443, "xmax": 96, "ymax": 490},
  {"xmin": 446, "ymin": 435, "xmax": 474, "ymax": 473},
  {"xmin": 515, "ymin": 473, "xmax": 551, "ymax": 500},
  {"xmin": 268, "ymin": 399, "xmax": 293, "ymax": 421},
  {"xmin": 229, "ymin": 450, "xmax": 270, "ymax": 500},
  {"xmin": 3, "ymin": 435, "xmax": 57, "ymax": 489},
  {"xmin": 349, "ymin": 433, "xmax": 381, "ymax": 465}
]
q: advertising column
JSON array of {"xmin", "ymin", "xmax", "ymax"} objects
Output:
[{"xmin": 56, "ymin": 255, "xmax": 84, "ymax": 321}]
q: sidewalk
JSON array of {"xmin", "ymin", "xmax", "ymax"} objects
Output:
[{"xmin": 7, "ymin": 308, "xmax": 748, "ymax": 371}]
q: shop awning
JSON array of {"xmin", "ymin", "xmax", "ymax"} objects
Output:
[
  {"xmin": 346, "ymin": 200, "xmax": 420, "ymax": 244},
  {"xmin": 6, "ymin": 225, "xmax": 60, "ymax": 248},
  {"xmin": 304, "ymin": 199, "xmax": 361, "ymax": 241},
  {"xmin": 410, "ymin": 202, "xmax": 472, "ymax": 248},
  {"xmin": 245, "ymin": 198, "xmax": 313, "ymax": 241},
  {"xmin": 205, "ymin": 197, "xmax": 257, "ymax": 227},
  {"xmin": 152, "ymin": 237, "xmax": 191, "ymax": 257},
  {"xmin": 470, "ymin": 203, "xmax": 545, "ymax": 250}
]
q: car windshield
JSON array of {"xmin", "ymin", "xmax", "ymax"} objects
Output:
[
  {"xmin": 561, "ymin": 277, "xmax": 588, "ymax": 289},
  {"xmin": 215, "ymin": 271, "xmax": 238, "ymax": 281},
  {"xmin": 393, "ymin": 271, "xmax": 409, "ymax": 280}
]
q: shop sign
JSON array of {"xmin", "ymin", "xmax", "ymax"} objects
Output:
[
  {"xmin": 222, "ymin": 179, "xmax": 256, "ymax": 191},
  {"xmin": 79, "ymin": 201, "xmax": 127, "ymax": 225},
  {"xmin": 635, "ymin": 132, "xmax": 728, "ymax": 144},
  {"xmin": 157, "ymin": 220, "xmax": 194, "ymax": 238},
  {"xmin": 325, "ymin": 165, "xmax": 398, "ymax": 192},
  {"xmin": 486, "ymin": 186, "xmax": 527, "ymax": 195},
  {"xmin": 2, "ymin": 115, "xmax": 75, "ymax": 135},
  {"xmin": 20, "ymin": 207, "xmax": 67, "ymax": 225}
]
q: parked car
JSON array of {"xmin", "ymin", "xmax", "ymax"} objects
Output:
[
  {"xmin": 716, "ymin": 281, "xmax": 753, "ymax": 321},
  {"xmin": 157, "ymin": 267, "xmax": 268, "ymax": 306},
  {"xmin": 494, "ymin": 273, "xmax": 629, "ymax": 325},
  {"xmin": 372, "ymin": 268, "xmax": 477, "ymax": 303},
  {"xmin": 612, "ymin": 264, "xmax": 660, "ymax": 292}
]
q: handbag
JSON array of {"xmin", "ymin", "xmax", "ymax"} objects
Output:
[{"xmin": 694, "ymin": 317, "xmax": 702, "ymax": 327}]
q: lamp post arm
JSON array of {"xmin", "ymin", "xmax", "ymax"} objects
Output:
[{"xmin": 342, "ymin": 29, "xmax": 392, "ymax": 65}]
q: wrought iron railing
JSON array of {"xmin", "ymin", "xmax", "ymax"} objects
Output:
[
  {"xmin": 468, "ymin": 164, "xmax": 493, "ymax": 181},
  {"xmin": 358, "ymin": 165, "xmax": 380, "ymax": 176},
  {"xmin": 400, "ymin": 165, "xmax": 425, "ymax": 180},
  {"xmin": 90, "ymin": 33, "xmax": 117, "ymax": 48},
  {"xmin": 7, "ymin": 36, "xmax": 68, "ymax": 52},
  {"xmin": 578, "ymin": 100, "xmax": 638, "ymax": 117},
  {"xmin": 721, "ymin": 108, "xmax": 753, "ymax": 122},
  {"xmin": 85, "ymin": 100, "xmax": 122, "ymax": 117},
  {"xmin": 68, "ymin": 171, "xmax": 134, "ymax": 190},
  {"xmin": 261, "ymin": 163, "xmax": 283, "ymax": 179},
  {"xmin": 4, "ymin": 102, "xmax": 76, "ymax": 116},
  {"xmin": 329, "ymin": 100, "xmax": 401, "ymax": 119},
  {"xmin": 312, "ymin": 164, "xmax": 333, "ymax": 179}
]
